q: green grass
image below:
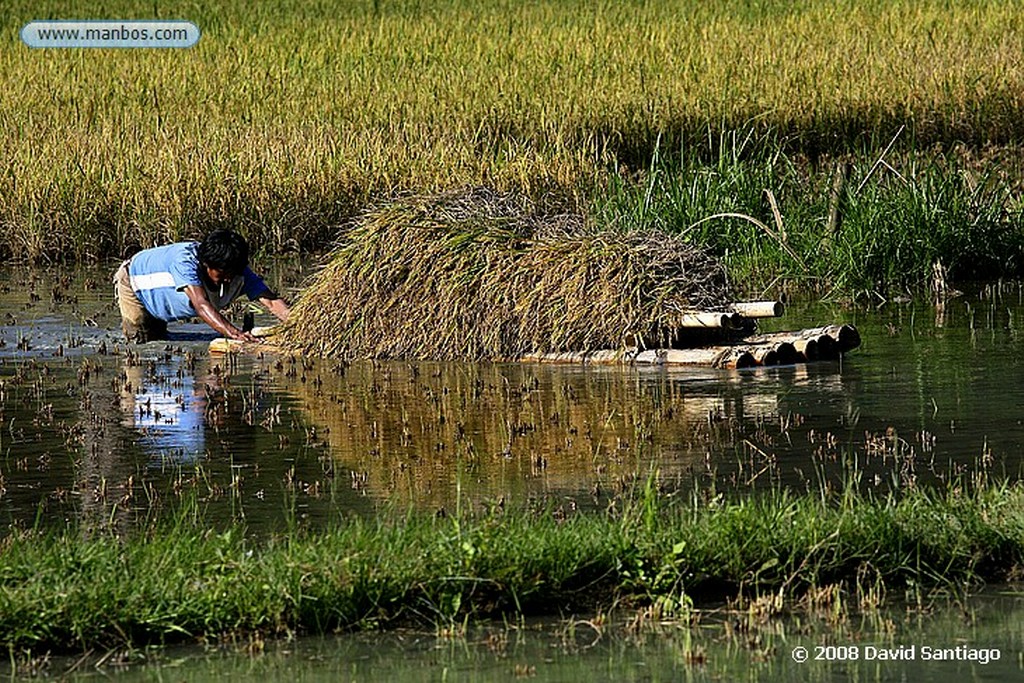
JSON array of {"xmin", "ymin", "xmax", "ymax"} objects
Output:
[
  {"xmin": 1, "ymin": 481, "xmax": 1022, "ymax": 653},
  {"xmin": 597, "ymin": 134, "xmax": 1024, "ymax": 295},
  {"xmin": 4, "ymin": 0, "xmax": 1024, "ymax": 295}
]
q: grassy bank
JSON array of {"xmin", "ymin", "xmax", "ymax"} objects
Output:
[
  {"xmin": 4, "ymin": 1, "xmax": 1024, "ymax": 294},
  {"xmin": 2, "ymin": 482, "xmax": 1022, "ymax": 653}
]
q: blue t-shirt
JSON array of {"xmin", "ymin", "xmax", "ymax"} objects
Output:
[{"xmin": 128, "ymin": 242, "xmax": 269, "ymax": 322}]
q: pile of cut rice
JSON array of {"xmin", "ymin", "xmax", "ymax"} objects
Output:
[{"xmin": 280, "ymin": 188, "xmax": 732, "ymax": 360}]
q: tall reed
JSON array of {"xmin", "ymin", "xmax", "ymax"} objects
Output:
[{"xmin": 598, "ymin": 135, "xmax": 1024, "ymax": 295}]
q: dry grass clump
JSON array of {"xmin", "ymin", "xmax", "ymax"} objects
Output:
[{"xmin": 281, "ymin": 189, "xmax": 731, "ymax": 360}]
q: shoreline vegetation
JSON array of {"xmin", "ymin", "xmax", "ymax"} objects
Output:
[
  {"xmin": 5, "ymin": 1, "xmax": 1024, "ymax": 295},
  {"xmin": 1, "ymin": 480, "xmax": 1021, "ymax": 655}
]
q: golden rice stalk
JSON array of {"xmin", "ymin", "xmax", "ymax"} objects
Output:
[{"xmin": 280, "ymin": 188, "xmax": 732, "ymax": 360}]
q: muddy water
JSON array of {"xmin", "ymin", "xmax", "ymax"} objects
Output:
[
  {"xmin": 1, "ymin": 265, "xmax": 1024, "ymax": 533},
  {"xmin": 19, "ymin": 590, "xmax": 1024, "ymax": 682}
]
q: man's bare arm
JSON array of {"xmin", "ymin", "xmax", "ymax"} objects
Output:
[
  {"xmin": 184, "ymin": 285, "xmax": 258, "ymax": 342},
  {"xmin": 259, "ymin": 293, "xmax": 290, "ymax": 322}
]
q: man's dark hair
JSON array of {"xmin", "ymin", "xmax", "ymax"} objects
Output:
[{"xmin": 198, "ymin": 229, "xmax": 249, "ymax": 274}]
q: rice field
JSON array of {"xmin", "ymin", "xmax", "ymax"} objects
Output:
[
  {"xmin": 3, "ymin": 263, "xmax": 1024, "ymax": 656},
  {"xmin": 4, "ymin": 0, "xmax": 1024, "ymax": 293}
]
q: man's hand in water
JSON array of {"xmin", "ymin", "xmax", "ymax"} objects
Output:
[
  {"xmin": 185, "ymin": 285, "xmax": 260, "ymax": 343},
  {"xmin": 229, "ymin": 328, "xmax": 261, "ymax": 343}
]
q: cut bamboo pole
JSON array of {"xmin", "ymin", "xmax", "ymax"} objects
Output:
[
  {"xmin": 731, "ymin": 300, "xmax": 785, "ymax": 318},
  {"xmin": 815, "ymin": 334, "xmax": 838, "ymax": 360},
  {"xmin": 661, "ymin": 347, "xmax": 756, "ymax": 369},
  {"xmin": 749, "ymin": 345, "xmax": 778, "ymax": 366},
  {"xmin": 745, "ymin": 324, "xmax": 860, "ymax": 354},
  {"xmin": 792, "ymin": 337, "xmax": 819, "ymax": 361},
  {"xmin": 805, "ymin": 323, "xmax": 860, "ymax": 352},
  {"xmin": 659, "ymin": 348, "xmax": 717, "ymax": 365},
  {"xmin": 829, "ymin": 324, "xmax": 861, "ymax": 352},
  {"xmin": 712, "ymin": 347, "xmax": 758, "ymax": 369},
  {"xmin": 773, "ymin": 341, "xmax": 799, "ymax": 365},
  {"xmin": 677, "ymin": 311, "xmax": 746, "ymax": 329}
]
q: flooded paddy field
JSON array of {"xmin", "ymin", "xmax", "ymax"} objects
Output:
[
  {"xmin": 2, "ymin": 264, "xmax": 1024, "ymax": 534},
  {"xmin": 1, "ymin": 263, "xmax": 1023, "ymax": 679}
]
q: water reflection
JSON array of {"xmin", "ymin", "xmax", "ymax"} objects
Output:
[
  {"xmin": 2, "ymin": 266, "xmax": 1024, "ymax": 532},
  {"xmin": 21, "ymin": 590, "xmax": 1024, "ymax": 682},
  {"xmin": 282, "ymin": 360, "xmax": 858, "ymax": 509},
  {"xmin": 120, "ymin": 352, "xmax": 209, "ymax": 463}
]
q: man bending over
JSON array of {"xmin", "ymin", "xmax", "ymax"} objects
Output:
[{"xmin": 114, "ymin": 229, "xmax": 290, "ymax": 343}]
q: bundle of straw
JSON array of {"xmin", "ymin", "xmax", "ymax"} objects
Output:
[{"xmin": 281, "ymin": 188, "xmax": 732, "ymax": 360}]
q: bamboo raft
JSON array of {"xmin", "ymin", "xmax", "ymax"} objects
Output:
[
  {"xmin": 210, "ymin": 302, "xmax": 860, "ymax": 369},
  {"xmin": 520, "ymin": 324, "xmax": 860, "ymax": 369},
  {"xmin": 519, "ymin": 300, "xmax": 860, "ymax": 369}
]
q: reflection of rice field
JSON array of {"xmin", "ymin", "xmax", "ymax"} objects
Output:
[
  {"xmin": 5, "ymin": 2, "xmax": 1024, "ymax": 293},
  {"xmin": 283, "ymin": 357, "xmax": 989, "ymax": 510},
  {"xmin": 287, "ymin": 361, "xmax": 732, "ymax": 508}
]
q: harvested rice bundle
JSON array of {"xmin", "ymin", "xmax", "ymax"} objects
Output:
[{"xmin": 281, "ymin": 188, "xmax": 732, "ymax": 360}]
